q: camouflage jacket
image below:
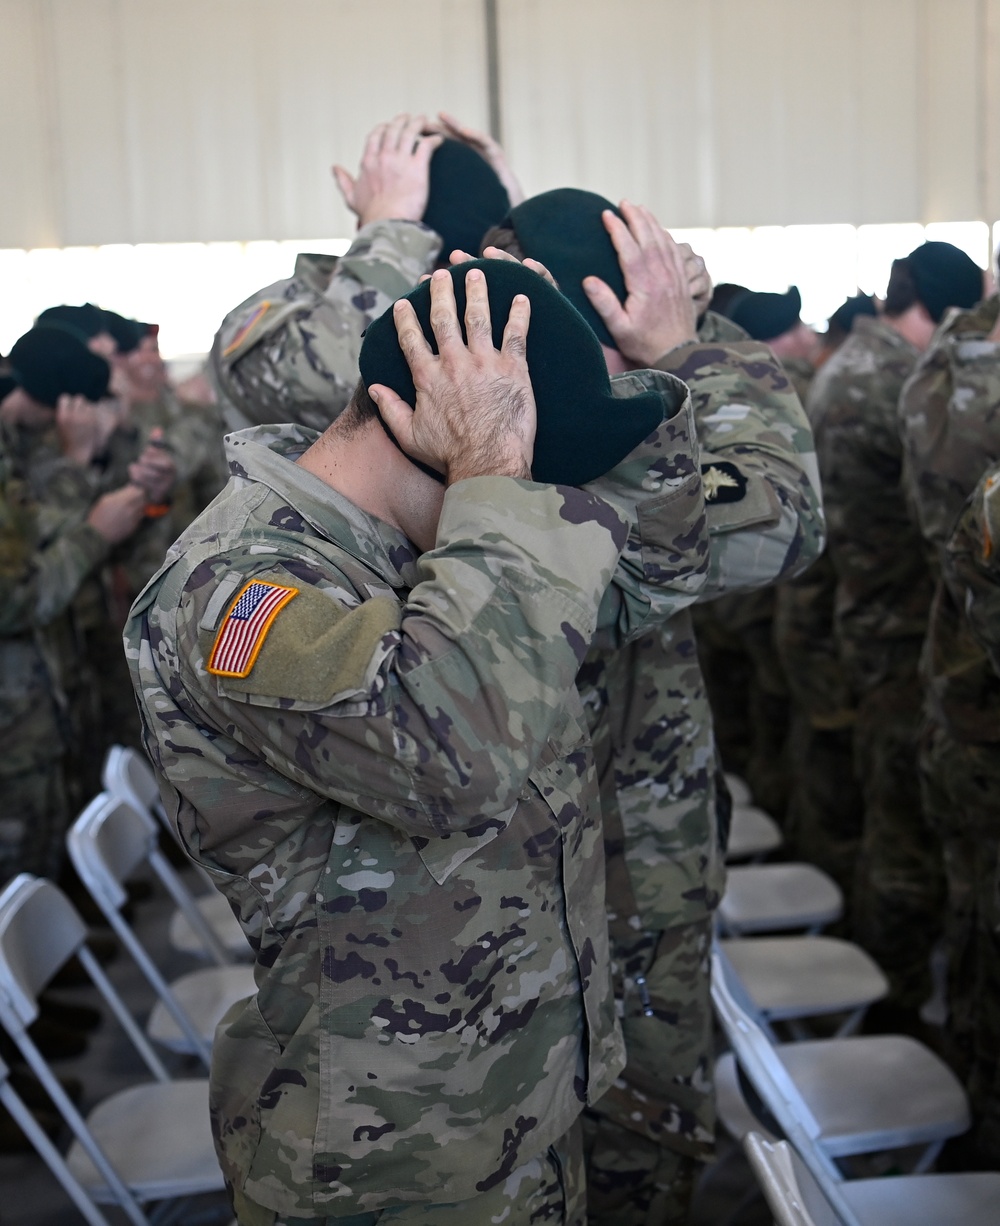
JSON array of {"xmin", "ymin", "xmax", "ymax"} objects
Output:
[
  {"xmin": 812, "ymin": 315, "xmax": 930, "ymax": 693},
  {"xmin": 934, "ymin": 462, "xmax": 1000, "ymax": 742},
  {"xmin": 898, "ymin": 297, "xmax": 1000, "ymax": 741},
  {"xmin": 124, "ymin": 375, "xmax": 710, "ymax": 1217},
  {"xmin": 578, "ymin": 343, "xmax": 824, "ymax": 934},
  {"xmin": 0, "ymin": 431, "xmax": 109, "ymax": 775},
  {"xmin": 211, "ymin": 221, "xmax": 441, "ymax": 433}
]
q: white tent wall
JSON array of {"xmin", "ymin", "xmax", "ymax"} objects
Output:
[{"xmin": 1, "ymin": 0, "xmax": 998, "ymax": 247}]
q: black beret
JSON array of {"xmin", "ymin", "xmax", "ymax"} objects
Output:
[
  {"xmin": 709, "ymin": 283, "xmax": 750, "ymax": 316},
  {"xmin": 8, "ymin": 327, "xmax": 111, "ymax": 407},
  {"xmin": 827, "ymin": 293, "xmax": 877, "ymax": 334},
  {"xmin": 728, "ymin": 287, "xmax": 802, "ymax": 342},
  {"xmin": 359, "ymin": 258, "xmax": 665, "ymax": 486},
  {"xmin": 422, "ymin": 139, "xmax": 511, "ymax": 263},
  {"xmin": 102, "ymin": 310, "xmax": 155, "ymax": 354},
  {"xmin": 907, "ymin": 241, "xmax": 983, "ymax": 323},
  {"xmin": 36, "ymin": 303, "xmax": 108, "ymax": 342},
  {"xmin": 505, "ymin": 188, "xmax": 625, "ymax": 349}
]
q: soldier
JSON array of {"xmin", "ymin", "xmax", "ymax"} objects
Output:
[
  {"xmin": 723, "ymin": 285, "xmax": 820, "ymax": 403},
  {"xmin": 125, "ymin": 260, "xmax": 715, "ymax": 1225},
  {"xmin": 898, "ymin": 286, "xmax": 1000, "ymax": 1151},
  {"xmin": 934, "ymin": 461, "xmax": 1000, "ymax": 1165},
  {"xmin": 811, "ymin": 240, "xmax": 983, "ymax": 1023},
  {"xmin": 476, "ymin": 188, "xmax": 824, "ymax": 1224},
  {"xmin": 211, "ymin": 113, "xmax": 513, "ymax": 433}
]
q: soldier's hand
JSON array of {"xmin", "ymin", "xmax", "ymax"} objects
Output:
[
  {"xmin": 55, "ymin": 394, "xmax": 101, "ymax": 466},
  {"xmin": 333, "ymin": 114, "xmax": 443, "ymax": 228},
  {"xmin": 428, "ymin": 112, "xmax": 526, "ymax": 206},
  {"xmin": 582, "ymin": 201, "xmax": 698, "ymax": 366},
  {"xmin": 370, "ymin": 267, "xmax": 536, "ymax": 484},
  {"xmin": 680, "ymin": 242, "xmax": 712, "ymax": 317},
  {"xmin": 128, "ymin": 428, "xmax": 177, "ymax": 503},
  {"xmin": 86, "ymin": 484, "xmax": 147, "ymax": 544},
  {"xmin": 445, "ymin": 245, "xmax": 560, "ymax": 291}
]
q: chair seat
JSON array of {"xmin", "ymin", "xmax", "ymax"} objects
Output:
[
  {"xmin": 67, "ymin": 1079, "xmax": 224, "ymax": 1203},
  {"xmin": 168, "ymin": 891, "xmax": 251, "ymax": 960},
  {"xmin": 719, "ymin": 863, "xmax": 842, "ymax": 934},
  {"xmin": 777, "ymin": 1034, "xmax": 969, "ymax": 1157},
  {"xmin": 719, "ymin": 936, "xmax": 888, "ymax": 1020},
  {"xmin": 724, "ymin": 772, "xmax": 753, "ymax": 806},
  {"xmin": 148, "ymin": 964, "xmax": 257, "ymax": 1053},
  {"xmin": 841, "ymin": 1171, "xmax": 1000, "ymax": 1225},
  {"xmin": 726, "ymin": 805, "xmax": 783, "ymax": 862}
]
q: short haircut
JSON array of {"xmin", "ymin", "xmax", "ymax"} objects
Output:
[
  {"xmin": 339, "ymin": 379, "xmax": 380, "ymax": 436},
  {"xmin": 480, "ymin": 225, "xmax": 525, "ymax": 260}
]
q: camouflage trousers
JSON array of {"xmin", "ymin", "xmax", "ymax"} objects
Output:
[
  {"xmin": 230, "ymin": 1122, "xmax": 584, "ymax": 1226},
  {"xmin": 851, "ymin": 681, "xmax": 945, "ymax": 1010},
  {"xmin": 583, "ymin": 918, "xmax": 715, "ymax": 1226},
  {"xmin": 783, "ymin": 715, "xmax": 863, "ymax": 926},
  {"xmin": 0, "ymin": 760, "xmax": 70, "ymax": 886},
  {"xmin": 919, "ymin": 722, "xmax": 1000, "ymax": 1165}
]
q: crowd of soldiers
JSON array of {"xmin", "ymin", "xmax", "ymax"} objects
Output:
[{"xmin": 0, "ymin": 109, "xmax": 997, "ymax": 1223}]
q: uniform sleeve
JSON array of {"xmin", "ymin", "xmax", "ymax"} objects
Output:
[
  {"xmin": 212, "ymin": 221, "xmax": 441, "ymax": 432},
  {"xmin": 164, "ymin": 479, "xmax": 629, "ymax": 838},
  {"xmin": 944, "ymin": 465, "xmax": 1000, "ymax": 680},
  {"xmin": 655, "ymin": 341, "xmax": 825, "ymax": 598},
  {"xmin": 899, "ymin": 328, "xmax": 1000, "ymax": 558}
]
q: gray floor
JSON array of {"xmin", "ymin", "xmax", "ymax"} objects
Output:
[{"xmin": 0, "ymin": 866, "xmax": 769, "ymax": 1226}]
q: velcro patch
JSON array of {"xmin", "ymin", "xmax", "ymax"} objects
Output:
[
  {"xmin": 701, "ymin": 461, "xmax": 747, "ymax": 503},
  {"xmin": 222, "ymin": 300, "xmax": 275, "ymax": 359},
  {"xmin": 207, "ymin": 580, "xmax": 298, "ymax": 678}
]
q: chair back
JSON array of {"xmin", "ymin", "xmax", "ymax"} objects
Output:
[
  {"xmin": 102, "ymin": 745, "xmax": 163, "ymax": 827},
  {"xmin": 0, "ymin": 873, "xmax": 87, "ymax": 1027},
  {"xmin": 744, "ymin": 1132, "xmax": 861, "ymax": 1226}
]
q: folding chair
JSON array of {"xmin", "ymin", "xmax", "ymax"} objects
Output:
[
  {"xmin": 744, "ymin": 1131, "xmax": 1000, "ymax": 1226},
  {"xmin": 0, "ymin": 874, "xmax": 225, "ymax": 1226},
  {"xmin": 724, "ymin": 772, "xmax": 754, "ymax": 806},
  {"xmin": 102, "ymin": 745, "xmax": 250, "ymax": 963},
  {"xmin": 726, "ymin": 804, "xmax": 783, "ymax": 862},
  {"xmin": 67, "ymin": 793, "xmax": 256, "ymax": 1066},
  {"xmin": 710, "ymin": 948, "xmax": 969, "ymax": 1176},
  {"xmin": 718, "ymin": 935, "xmax": 888, "ymax": 1039},
  {"xmin": 717, "ymin": 863, "xmax": 843, "ymax": 936}
]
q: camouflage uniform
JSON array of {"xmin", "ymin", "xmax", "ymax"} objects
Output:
[
  {"xmin": 813, "ymin": 314, "xmax": 944, "ymax": 1008},
  {"xmin": 0, "ymin": 426, "xmax": 111, "ymax": 882},
  {"xmin": 211, "ymin": 222, "xmax": 441, "ymax": 432},
  {"xmin": 934, "ymin": 462, "xmax": 1000, "ymax": 1163},
  {"xmin": 897, "ymin": 297, "xmax": 1000, "ymax": 1141},
  {"xmin": 125, "ymin": 369, "xmax": 713, "ymax": 1223},
  {"xmin": 578, "ymin": 341, "xmax": 824, "ymax": 1226}
]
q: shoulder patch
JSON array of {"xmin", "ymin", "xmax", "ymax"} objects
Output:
[
  {"xmin": 701, "ymin": 461, "xmax": 747, "ymax": 503},
  {"xmin": 207, "ymin": 580, "xmax": 298, "ymax": 678},
  {"xmin": 221, "ymin": 301, "xmax": 277, "ymax": 360},
  {"xmin": 982, "ymin": 473, "xmax": 1000, "ymax": 560}
]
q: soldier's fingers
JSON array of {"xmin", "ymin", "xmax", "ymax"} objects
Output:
[
  {"xmin": 361, "ymin": 123, "xmax": 389, "ymax": 167},
  {"xmin": 331, "ymin": 166, "xmax": 356, "ymax": 207},
  {"xmin": 601, "ymin": 209, "xmax": 642, "ymax": 279},
  {"xmin": 621, "ymin": 201, "xmax": 669, "ymax": 256},
  {"xmin": 427, "ymin": 269, "xmax": 463, "ymax": 354},
  {"xmin": 385, "ymin": 113, "xmax": 413, "ymax": 151},
  {"xmin": 500, "ymin": 294, "xmax": 531, "ymax": 360},
  {"xmin": 583, "ymin": 275, "xmax": 629, "ymax": 334},
  {"xmin": 448, "ymin": 248, "xmax": 477, "ymax": 266},
  {"xmin": 412, "ymin": 132, "xmax": 443, "ymax": 167},
  {"xmin": 464, "ymin": 268, "xmax": 494, "ymax": 353},
  {"xmin": 401, "ymin": 114, "xmax": 428, "ymax": 152},
  {"xmin": 368, "ymin": 385, "xmax": 416, "ymax": 449},
  {"xmin": 523, "ymin": 258, "xmax": 559, "ymax": 290},
  {"xmin": 391, "ymin": 299, "xmax": 435, "ymax": 375}
]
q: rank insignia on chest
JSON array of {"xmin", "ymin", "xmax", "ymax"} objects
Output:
[
  {"xmin": 701, "ymin": 461, "xmax": 747, "ymax": 504},
  {"xmin": 207, "ymin": 579, "xmax": 298, "ymax": 678}
]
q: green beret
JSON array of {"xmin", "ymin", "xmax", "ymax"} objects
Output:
[
  {"xmin": 727, "ymin": 287, "xmax": 802, "ymax": 341},
  {"xmin": 36, "ymin": 303, "xmax": 108, "ymax": 343},
  {"xmin": 422, "ymin": 140, "xmax": 511, "ymax": 263},
  {"xmin": 505, "ymin": 188, "xmax": 626, "ymax": 349},
  {"xmin": 907, "ymin": 241, "xmax": 983, "ymax": 323},
  {"xmin": 9, "ymin": 327, "xmax": 110, "ymax": 407},
  {"xmin": 359, "ymin": 258, "xmax": 664, "ymax": 486}
]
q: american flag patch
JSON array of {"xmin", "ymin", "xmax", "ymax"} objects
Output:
[{"xmin": 207, "ymin": 580, "xmax": 298, "ymax": 678}]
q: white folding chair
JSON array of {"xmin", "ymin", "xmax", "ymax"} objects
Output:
[
  {"xmin": 0, "ymin": 1051, "xmax": 114, "ymax": 1226},
  {"xmin": 102, "ymin": 745, "xmax": 250, "ymax": 963},
  {"xmin": 717, "ymin": 863, "xmax": 843, "ymax": 936},
  {"xmin": 719, "ymin": 935, "xmax": 888, "ymax": 1039},
  {"xmin": 744, "ymin": 1131, "xmax": 1000, "ymax": 1226},
  {"xmin": 710, "ymin": 948, "xmax": 969, "ymax": 1177},
  {"xmin": 0, "ymin": 875, "xmax": 225, "ymax": 1226},
  {"xmin": 724, "ymin": 772, "xmax": 754, "ymax": 806},
  {"xmin": 726, "ymin": 804, "xmax": 783, "ymax": 862},
  {"xmin": 67, "ymin": 793, "xmax": 256, "ymax": 1066}
]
